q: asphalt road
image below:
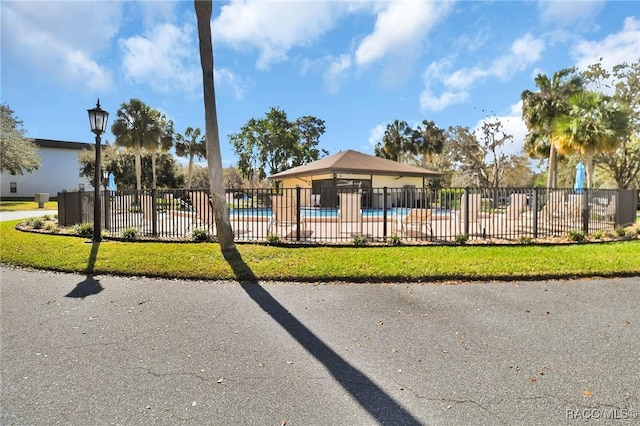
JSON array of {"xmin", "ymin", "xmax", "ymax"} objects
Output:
[{"xmin": 1, "ymin": 266, "xmax": 639, "ymax": 425}]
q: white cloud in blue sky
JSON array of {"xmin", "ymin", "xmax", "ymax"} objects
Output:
[{"xmin": 1, "ymin": 0, "xmax": 638, "ymax": 167}]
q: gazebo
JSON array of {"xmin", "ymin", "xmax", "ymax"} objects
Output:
[{"xmin": 268, "ymin": 150, "xmax": 441, "ymax": 208}]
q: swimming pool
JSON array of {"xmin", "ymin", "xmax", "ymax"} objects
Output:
[{"xmin": 228, "ymin": 207, "xmax": 452, "ymax": 219}]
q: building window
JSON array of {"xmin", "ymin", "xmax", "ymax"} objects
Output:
[
  {"xmin": 10, "ymin": 182, "xmax": 17, "ymax": 193},
  {"xmin": 79, "ymin": 184, "xmax": 85, "ymax": 191}
]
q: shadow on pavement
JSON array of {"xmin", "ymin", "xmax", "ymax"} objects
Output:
[
  {"xmin": 65, "ymin": 241, "xmax": 103, "ymax": 299},
  {"xmin": 223, "ymin": 248, "xmax": 420, "ymax": 425}
]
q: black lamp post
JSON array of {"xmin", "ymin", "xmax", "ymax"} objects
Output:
[{"xmin": 88, "ymin": 99, "xmax": 109, "ymax": 242}]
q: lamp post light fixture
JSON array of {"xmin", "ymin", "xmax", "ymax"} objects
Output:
[{"xmin": 87, "ymin": 99, "xmax": 109, "ymax": 242}]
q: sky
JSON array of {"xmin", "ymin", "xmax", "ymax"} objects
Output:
[{"xmin": 2, "ymin": 0, "xmax": 639, "ymax": 169}]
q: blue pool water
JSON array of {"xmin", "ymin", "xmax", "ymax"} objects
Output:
[{"xmin": 229, "ymin": 207, "xmax": 452, "ymax": 219}]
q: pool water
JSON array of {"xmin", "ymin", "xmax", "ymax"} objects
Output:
[{"xmin": 229, "ymin": 207, "xmax": 452, "ymax": 219}]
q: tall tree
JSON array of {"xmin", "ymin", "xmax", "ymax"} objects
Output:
[
  {"xmin": 111, "ymin": 98, "xmax": 158, "ymax": 192},
  {"xmin": 521, "ymin": 68, "xmax": 583, "ymax": 188},
  {"xmin": 175, "ymin": 126, "xmax": 206, "ymax": 189},
  {"xmin": 294, "ymin": 116, "xmax": 329, "ymax": 165},
  {"xmin": 195, "ymin": 0, "xmax": 234, "ymax": 250},
  {"xmin": 0, "ymin": 103, "xmax": 40, "ymax": 175},
  {"xmin": 410, "ymin": 119, "xmax": 445, "ymax": 169},
  {"xmin": 144, "ymin": 111, "xmax": 174, "ymax": 190},
  {"xmin": 553, "ymin": 91, "xmax": 629, "ymax": 188},
  {"xmin": 230, "ymin": 107, "xmax": 326, "ymax": 180},
  {"xmin": 584, "ymin": 59, "xmax": 640, "ymax": 189},
  {"xmin": 374, "ymin": 119, "xmax": 412, "ymax": 162},
  {"xmin": 446, "ymin": 120, "xmax": 517, "ymax": 188}
]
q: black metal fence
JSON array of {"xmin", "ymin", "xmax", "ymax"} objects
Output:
[{"xmin": 59, "ymin": 187, "xmax": 638, "ymax": 244}]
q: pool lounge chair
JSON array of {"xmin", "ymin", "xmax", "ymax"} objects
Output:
[
  {"xmin": 397, "ymin": 208, "xmax": 433, "ymax": 240},
  {"xmin": 338, "ymin": 192, "xmax": 363, "ymax": 236},
  {"xmin": 504, "ymin": 193, "xmax": 528, "ymax": 231},
  {"xmin": 270, "ymin": 194, "xmax": 307, "ymax": 239}
]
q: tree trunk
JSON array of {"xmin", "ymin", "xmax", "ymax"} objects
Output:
[
  {"xmin": 187, "ymin": 154, "xmax": 194, "ymax": 189},
  {"xmin": 195, "ymin": 0, "xmax": 235, "ymax": 251},
  {"xmin": 151, "ymin": 150, "xmax": 157, "ymax": 190},
  {"xmin": 134, "ymin": 146, "xmax": 143, "ymax": 192},
  {"xmin": 547, "ymin": 144, "xmax": 558, "ymax": 188},
  {"xmin": 585, "ymin": 154, "xmax": 595, "ymax": 189}
]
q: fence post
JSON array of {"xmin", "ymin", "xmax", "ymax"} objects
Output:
[
  {"xmin": 463, "ymin": 188, "xmax": 470, "ymax": 236},
  {"xmin": 151, "ymin": 189, "xmax": 158, "ymax": 236},
  {"xmin": 582, "ymin": 189, "xmax": 589, "ymax": 233},
  {"xmin": 296, "ymin": 186, "xmax": 301, "ymax": 241},
  {"xmin": 532, "ymin": 188, "xmax": 539, "ymax": 238},
  {"xmin": 383, "ymin": 187, "xmax": 388, "ymax": 240},
  {"xmin": 103, "ymin": 189, "xmax": 110, "ymax": 231}
]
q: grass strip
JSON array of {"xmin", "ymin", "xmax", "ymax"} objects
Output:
[{"xmin": 2, "ymin": 220, "xmax": 639, "ymax": 282}]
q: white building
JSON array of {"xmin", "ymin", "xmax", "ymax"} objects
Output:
[{"xmin": 1, "ymin": 139, "xmax": 94, "ymax": 199}]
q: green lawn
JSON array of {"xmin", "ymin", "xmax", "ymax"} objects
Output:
[
  {"xmin": 0, "ymin": 200, "xmax": 58, "ymax": 211},
  {"xmin": 1, "ymin": 218, "xmax": 639, "ymax": 282}
]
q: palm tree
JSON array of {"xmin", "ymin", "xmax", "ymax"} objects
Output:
[
  {"xmin": 111, "ymin": 98, "xmax": 157, "ymax": 192},
  {"xmin": 410, "ymin": 119, "xmax": 445, "ymax": 169},
  {"xmin": 374, "ymin": 120, "xmax": 412, "ymax": 162},
  {"xmin": 553, "ymin": 91, "xmax": 629, "ymax": 188},
  {"xmin": 195, "ymin": 0, "xmax": 234, "ymax": 250},
  {"xmin": 145, "ymin": 110, "xmax": 173, "ymax": 189},
  {"xmin": 175, "ymin": 126, "xmax": 206, "ymax": 189},
  {"xmin": 521, "ymin": 68, "xmax": 583, "ymax": 188}
]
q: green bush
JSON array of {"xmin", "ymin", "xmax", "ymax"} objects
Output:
[
  {"xmin": 388, "ymin": 234, "xmax": 402, "ymax": 246},
  {"xmin": 25, "ymin": 217, "xmax": 44, "ymax": 229},
  {"xmin": 73, "ymin": 222, "xmax": 93, "ymax": 237},
  {"xmin": 567, "ymin": 230, "xmax": 585, "ymax": 242},
  {"xmin": 615, "ymin": 226, "xmax": 627, "ymax": 237},
  {"xmin": 518, "ymin": 236, "xmax": 533, "ymax": 244},
  {"xmin": 352, "ymin": 235, "xmax": 368, "ymax": 246},
  {"xmin": 593, "ymin": 230, "xmax": 604, "ymax": 240},
  {"xmin": 44, "ymin": 222, "xmax": 59, "ymax": 233},
  {"xmin": 191, "ymin": 228, "xmax": 211, "ymax": 242},
  {"xmin": 266, "ymin": 233, "xmax": 280, "ymax": 245},
  {"xmin": 454, "ymin": 233, "xmax": 469, "ymax": 245},
  {"xmin": 121, "ymin": 227, "xmax": 139, "ymax": 240}
]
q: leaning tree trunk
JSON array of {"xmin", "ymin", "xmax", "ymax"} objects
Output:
[
  {"xmin": 195, "ymin": 0, "xmax": 235, "ymax": 251},
  {"xmin": 546, "ymin": 144, "xmax": 558, "ymax": 188}
]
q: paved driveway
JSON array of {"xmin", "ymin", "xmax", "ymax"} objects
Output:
[{"xmin": 1, "ymin": 267, "xmax": 639, "ymax": 425}]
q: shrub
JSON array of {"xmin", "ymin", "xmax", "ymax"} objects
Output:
[
  {"xmin": 352, "ymin": 235, "xmax": 368, "ymax": 246},
  {"xmin": 593, "ymin": 230, "xmax": 604, "ymax": 240},
  {"xmin": 266, "ymin": 233, "xmax": 280, "ymax": 245},
  {"xmin": 567, "ymin": 230, "xmax": 585, "ymax": 242},
  {"xmin": 73, "ymin": 222, "xmax": 93, "ymax": 237},
  {"xmin": 615, "ymin": 226, "xmax": 627, "ymax": 237},
  {"xmin": 43, "ymin": 214, "xmax": 52, "ymax": 221},
  {"xmin": 191, "ymin": 228, "xmax": 211, "ymax": 242},
  {"xmin": 454, "ymin": 233, "xmax": 469, "ymax": 245},
  {"xmin": 25, "ymin": 217, "xmax": 44, "ymax": 229},
  {"xmin": 388, "ymin": 234, "xmax": 402, "ymax": 246},
  {"xmin": 518, "ymin": 236, "xmax": 533, "ymax": 244},
  {"xmin": 121, "ymin": 227, "xmax": 139, "ymax": 240},
  {"xmin": 44, "ymin": 222, "xmax": 59, "ymax": 233}
]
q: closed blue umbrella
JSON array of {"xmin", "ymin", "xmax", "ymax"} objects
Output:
[
  {"xmin": 575, "ymin": 163, "xmax": 585, "ymax": 193},
  {"xmin": 108, "ymin": 173, "xmax": 116, "ymax": 192}
]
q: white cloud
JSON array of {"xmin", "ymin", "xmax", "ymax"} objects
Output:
[
  {"xmin": 355, "ymin": 0, "xmax": 454, "ymax": 66},
  {"xmin": 573, "ymin": 16, "xmax": 640, "ymax": 75},
  {"xmin": 212, "ymin": 0, "xmax": 343, "ymax": 69},
  {"xmin": 368, "ymin": 123, "xmax": 387, "ymax": 147},
  {"xmin": 537, "ymin": 0, "xmax": 605, "ymax": 27},
  {"xmin": 1, "ymin": 1, "xmax": 120, "ymax": 92},
  {"xmin": 323, "ymin": 54, "xmax": 352, "ymax": 94},
  {"xmin": 120, "ymin": 23, "xmax": 200, "ymax": 94},
  {"xmin": 420, "ymin": 34, "xmax": 544, "ymax": 112}
]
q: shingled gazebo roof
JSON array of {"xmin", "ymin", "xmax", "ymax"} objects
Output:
[{"xmin": 269, "ymin": 150, "xmax": 441, "ymax": 180}]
